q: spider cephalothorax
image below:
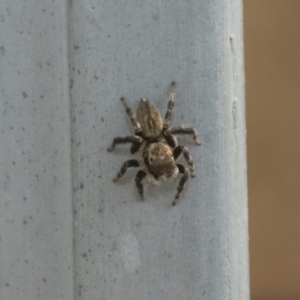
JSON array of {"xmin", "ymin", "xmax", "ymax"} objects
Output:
[{"xmin": 108, "ymin": 82, "xmax": 201, "ymax": 205}]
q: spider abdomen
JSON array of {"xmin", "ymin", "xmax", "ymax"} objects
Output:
[
  {"xmin": 143, "ymin": 142, "xmax": 176, "ymax": 177},
  {"xmin": 136, "ymin": 98, "xmax": 163, "ymax": 138}
]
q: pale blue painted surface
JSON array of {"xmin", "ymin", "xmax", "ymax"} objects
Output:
[
  {"xmin": 0, "ymin": 0, "xmax": 248, "ymax": 299},
  {"xmin": 0, "ymin": 1, "xmax": 73, "ymax": 299}
]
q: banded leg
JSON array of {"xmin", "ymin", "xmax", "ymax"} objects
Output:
[
  {"xmin": 135, "ymin": 170, "xmax": 147, "ymax": 200},
  {"xmin": 165, "ymin": 133, "xmax": 178, "ymax": 148},
  {"xmin": 173, "ymin": 145, "xmax": 196, "ymax": 177},
  {"xmin": 113, "ymin": 159, "xmax": 140, "ymax": 182},
  {"xmin": 120, "ymin": 97, "xmax": 142, "ymax": 133},
  {"xmin": 163, "ymin": 82, "xmax": 176, "ymax": 128},
  {"xmin": 165, "ymin": 126, "xmax": 201, "ymax": 145},
  {"xmin": 107, "ymin": 135, "xmax": 143, "ymax": 154},
  {"xmin": 172, "ymin": 164, "xmax": 189, "ymax": 206}
]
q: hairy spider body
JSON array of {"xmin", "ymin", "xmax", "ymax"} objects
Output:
[
  {"xmin": 144, "ymin": 142, "xmax": 176, "ymax": 178},
  {"xmin": 136, "ymin": 98, "xmax": 163, "ymax": 140},
  {"xmin": 108, "ymin": 82, "xmax": 201, "ymax": 205}
]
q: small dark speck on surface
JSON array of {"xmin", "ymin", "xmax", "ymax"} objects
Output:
[
  {"xmin": 80, "ymin": 182, "xmax": 84, "ymax": 189},
  {"xmin": 0, "ymin": 46, "xmax": 6, "ymax": 56},
  {"xmin": 101, "ymin": 117, "xmax": 104, "ymax": 122},
  {"xmin": 22, "ymin": 92, "xmax": 28, "ymax": 98},
  {"xmin": 23, "ymin": 220, "xmax": 27, "ymax": 225},
  {"xmin": 70, "ymin": 79, "xmax": 74, "ymax": 89},
  {"xmin": 74, "ymin": 45, "xmax": 79, "ymax": 50},
  {"xmin": 82, "ymin": 253, "xmax": 87, "ymax": 258},
  {"xmin": 5, "ymin": 283, "xmax": 10, "ymax": 287}
]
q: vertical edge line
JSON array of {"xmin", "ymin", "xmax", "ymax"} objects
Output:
[{"xmin": 64, "ymin": 0, "xmax": 76, "ymax": 299}]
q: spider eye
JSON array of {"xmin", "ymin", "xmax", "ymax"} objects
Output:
[{"xmin": 149, "ymin": 157, "xmax": 154, "ymax": 163}]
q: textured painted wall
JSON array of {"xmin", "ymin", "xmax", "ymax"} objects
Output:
[
  {"xmin": 0, "ymin": 1, "xmax": 248, "ymax": 299},
  {"xmin": 0, "ymin": 1, "xmax": 73, "ymax": 299}
]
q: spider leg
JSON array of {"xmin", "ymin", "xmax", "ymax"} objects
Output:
[
  {"xmin": 113, "ymin": 159, "xmax": 140, "ymax": 182},
  {"xmin": 108, "ymin": 135, "xmax": 143, "ymax": 154},
  {"xmin": 135, "ymin": 170, "xmax": 147, "ymax": 200},
  {"xmin": 120, "ymin": 97, "xmax": 142, "ymax": 133},
  {"xmin": 163, "ymin": 82, "xmax": 176, "ymax": 129},
  {"xmin": 164, "ymin": 133, "xmax": 178, "ymax": 148},
  {"xmin": 165, "ymin": 126, "xmax": 201, "ymax": 145},
  {"xmin": 172, "ymin": 164, "xmax": 189, "ymax": 206},
  {"xmin": 173, "ymin": 145, "xmax": 196, "ymax": 177}
]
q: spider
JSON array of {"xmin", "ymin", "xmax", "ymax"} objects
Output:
[{"xmin": 108, "ymin": 82, "xmax": 201, "ymax": 205}]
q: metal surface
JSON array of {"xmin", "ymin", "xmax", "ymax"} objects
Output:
[{"xmin": 0, "ymin": 0, "xmax": 248, "ymax": 299}]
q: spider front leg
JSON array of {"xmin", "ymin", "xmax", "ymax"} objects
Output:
[
  {"xmin": 120, "ymin": 97, "xmax": 142, "ymax": 134},
  {"xmin": 113, "ymin": 159, "xmax": 140, "ymax": 182},
  {"xmin": 165, "ymin": 126, "xmax": 201, "ymax": 145},
  {"xmin": 173, "ymin": 145, "xmax": 196, "ymax": 177},
  {"xmin": 135, "ymin": 170, "xmax": 147, "ymax": 200},
  {"xmin": 163, "ymin": 81, "xmax": 176, "ymax": 129},
  {"xmin": 107, "ymin": 135, "xmax": 143, "ymax": 154},
  {"xmin": 172, "ymin": 164, "xmax": 189, "ymax": 206}
]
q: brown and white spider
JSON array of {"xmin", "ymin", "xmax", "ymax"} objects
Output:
[{"xmin": 108, "ymin": 82, "xmax": 201, "ymax": 205}]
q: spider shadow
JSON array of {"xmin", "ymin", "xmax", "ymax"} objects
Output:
[
  {"xmin": 112, "ymin": 169, "xmax": 179, "ymax": 205},
  {"xmin": 145, "ymin": 177, "xmax": 178, "ymax": 203}
]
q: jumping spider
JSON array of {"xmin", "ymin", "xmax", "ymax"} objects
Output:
[{"xmin": 108, "ymin": 82, "xmax": 201, "ymax": 205}]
